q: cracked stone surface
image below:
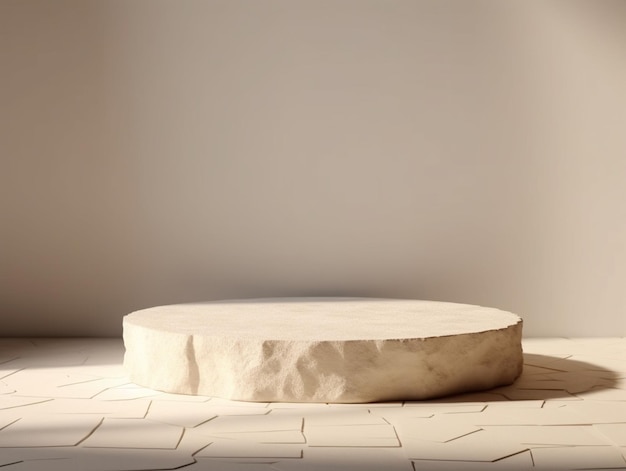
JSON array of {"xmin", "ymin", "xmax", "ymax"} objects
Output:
[{"xmin": 122, "ymin": 298, "xmax": 523, "ymax": 402}]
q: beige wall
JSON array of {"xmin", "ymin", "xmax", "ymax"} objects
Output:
[{"xmin": 1, "ymin": 0, "xmax": 625, "ymax": 337}]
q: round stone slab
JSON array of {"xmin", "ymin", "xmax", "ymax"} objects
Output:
[{"xmin": 123, "ymin": 298, "xmax": 523, "ymax": 403}]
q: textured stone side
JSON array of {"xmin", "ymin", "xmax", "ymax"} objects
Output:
[{"xmin": 123, "ymin": 317, "xmax": 523, "ymax": 403}]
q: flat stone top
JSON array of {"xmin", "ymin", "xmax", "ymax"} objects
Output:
[{"xmin": 124, "ymin": 298, "xmax": 522, "ymax": 342}]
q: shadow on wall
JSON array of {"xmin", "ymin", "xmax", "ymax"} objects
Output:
[{"xmin": 1, "ymin": 0, "xmax": 625, "ymax": 339}]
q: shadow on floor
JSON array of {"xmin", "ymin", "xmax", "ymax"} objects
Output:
[{"xmin": 420, "ymin": 353, "xmax": 621, "ymax": 403}]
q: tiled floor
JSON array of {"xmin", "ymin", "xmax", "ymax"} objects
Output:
[{"xmin": 1, "ymin": 338, "xmax": 625, "ymax": 470}]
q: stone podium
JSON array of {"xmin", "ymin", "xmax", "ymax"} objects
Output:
[{"xmin": 123, "ymin": 298, "xmax": 523, "ymax": 403}]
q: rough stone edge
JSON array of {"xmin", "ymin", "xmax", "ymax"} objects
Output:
[{"xmin": 123, "ymin": 316, "xmax": 523, "ymax": 403}]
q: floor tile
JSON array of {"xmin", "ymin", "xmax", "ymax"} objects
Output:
[
  {"xmin": 204, "ymin": 430, "xmax": 306, "ymax": 444},
  {"xmin": 92, "ymin": 386, "xmax": 160, "ymax": 401},
  {"xmin": 0, "ymin": 396, "xmax": 53, "ymax": 411},
  {"xmin": 80, "ymin": 418, "xmax": 183, "ymax": 449},
  {"xmin": 304, "ymin": 424, "xmax": 400, "ymax": 447},
  {"xmin": 0, "ymin": 415, "xmax": 103, "ymax": 447},
  {"xmin": 273, "ymin": 446, "xmax": 412, "ymax": 471},
  {"xmin": 566, "ymin": 401, "xmax": 626, "ymax": 423},
  {"xmin": 195, "ymin": 439, "xmax": 303, "ymax": 458},
  {"xmin": 594, "ymin": 424, "xmax": 626, "ymax": 446},
  {"xmin": 149, "ymin": 392, "xmax": 212, "ymax": 402},
  {"xmin": 412, "ymin": 449, "xmax": 534, "ymax": 470},
  {"xmin": 401, "ymin": 403, "xmax": 487, "ymax": 413},
  {"xmin": 0, "ymin": 448, "xmax": 195, "ymax": 471},
  {"xmin": 577, "ymin": 387, "xmax": 626, "ymax": 401},
  {"xmin": 189, "ymin": 460, "xmax": 278, "ymax": 471},
  {"xmin": 302, "ymin": 408, "xmax": 388, "ymax": 426},
  {"xmin": 195, "ymin": 414, "xmax": 302, "ymax": 434},
  {"xmin": 480, "ymin": 424, "xmax": 610, "ymax": 446},
  {"xmin": 530, "ymin": 445, "xmax": 626, "ymax": 469},
  {"xmin": 402, "ymin": 429, "xmax": 529, "ymax": 462},
  {"xmin": 28, "ymin": 398, "xmax": 151, "ymax": 418},
  {"xmin": 146, "ymin": 400, "xmax": 218, "ymax": 427},
  {"xmin": 392, "ymin": 416, "xmax": 481, "ymax": 442}
]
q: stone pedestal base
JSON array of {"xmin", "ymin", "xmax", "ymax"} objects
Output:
[{"xmin": 123, "ymin": 298, "xmax": 523, "ymax": 403}]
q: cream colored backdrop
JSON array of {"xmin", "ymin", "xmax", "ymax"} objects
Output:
[{"xmin": 1, "ymin": 0, "xmax": 625, "ymax": 337}]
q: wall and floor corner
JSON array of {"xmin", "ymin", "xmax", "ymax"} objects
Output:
[{"xmin": 1, "ymin": 0, "xmax": 625, "ymax": 338}]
